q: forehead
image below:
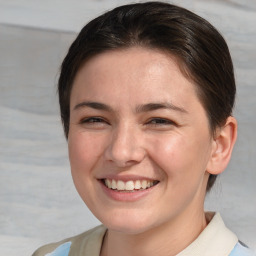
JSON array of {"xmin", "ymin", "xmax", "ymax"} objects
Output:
[
  {"xmin": 70, "ymin": 47, "xmax": 201, "ymax": 111},
  {"xmin": 78, "ymin": 47, "xmax": 185, "ymax": 78}
]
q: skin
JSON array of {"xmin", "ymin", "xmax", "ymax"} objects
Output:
[{"xmin": 68, "ymin": 47, "xmax": 237, "ymax": 256}]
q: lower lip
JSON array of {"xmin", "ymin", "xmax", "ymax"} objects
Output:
[{"xmin": 99, "ymin": 180, "xmax": 157, "ymax": 202}]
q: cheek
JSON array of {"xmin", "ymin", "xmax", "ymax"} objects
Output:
[
  {"xmin": 148, "ymin": 135, "xmax": 189, "ymax": 172},
  {"xmin": 68, "ymin": 131, "xmax": 105, "ymax": 174},
  {"xmin": 148, "ymin": 133, "xmax": 211, "ymax": 179}
]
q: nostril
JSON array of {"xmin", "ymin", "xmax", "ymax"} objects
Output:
[{"xmin": 104, "ymin": 139, "xmax": 146, "ymax": 167}]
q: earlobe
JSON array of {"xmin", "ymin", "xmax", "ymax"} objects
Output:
[{"xmin": 207, "ymin": 116, "xmax": 237, "ymax": 175}]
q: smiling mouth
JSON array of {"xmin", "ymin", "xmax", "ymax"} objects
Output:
[{"xmin": 102, "ymin": 179, "xmax": 159, "ymax": 192}]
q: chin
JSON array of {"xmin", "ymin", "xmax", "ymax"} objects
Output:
[
  {"xmin": 98, "ymin": 210, "xmax": 156, "ymax": 235},
  {"xmin": 106, "ymin": 222, "xmax": 152, "ymax": 235}
]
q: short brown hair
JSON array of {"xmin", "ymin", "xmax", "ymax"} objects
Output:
[{"xmin": 58, "ymin": 1, "xmax": 236, "ymax": 191}]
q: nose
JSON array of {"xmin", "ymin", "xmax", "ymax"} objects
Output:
[{"xmin": 104, "ymin": 123, "xmax": 146, "ymax": 167}]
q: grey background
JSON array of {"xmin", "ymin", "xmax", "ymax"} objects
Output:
[{"xmin": 0, "ymin": 0, "xmax": 255, "ymax": 255}]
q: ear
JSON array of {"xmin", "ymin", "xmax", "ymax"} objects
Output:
[{"xmin": 206, "ymin": 116, "xmax": 237, "ymax": 175}]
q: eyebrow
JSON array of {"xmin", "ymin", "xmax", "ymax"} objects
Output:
[
  {"xmin": 73, "ymin": 101, "xmax": 188, "ymax": 114},
  {"xmin": 73, "ymin": 101, "xmax": 114, "ymax": 112},
  {"xmin": 135, "ymin": 102, "xmax": 188, "ymax": 114}
]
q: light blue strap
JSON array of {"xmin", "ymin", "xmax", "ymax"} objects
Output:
[
  {"xmin": 45, "ymin": 241, "xmax": 72, "ymax": 256},
  {"xmin": 229, "ymin": 242, "xmax": 256, "ymax": 256}
]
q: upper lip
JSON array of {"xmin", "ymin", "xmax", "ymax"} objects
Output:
[{"xmin": 97, "ymin": 174, "xmax": 159, "ymax": 182}]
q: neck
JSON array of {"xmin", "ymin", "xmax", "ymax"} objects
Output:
[{"xmin": 100, "ymin": 209, "xmax": 207, "ymax": 256}]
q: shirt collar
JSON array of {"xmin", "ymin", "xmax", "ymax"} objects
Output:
[{"xmin": 177, "ymin": 212, "xmax": 238, "ymax": 256}]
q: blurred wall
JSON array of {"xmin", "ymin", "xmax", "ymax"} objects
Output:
[{"xmin": 0, "ymin": 1, "xmax": 255, "ymax": 255}]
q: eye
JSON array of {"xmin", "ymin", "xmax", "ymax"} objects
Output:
[
  {"xmin": 146, "ymin": 118, "xmax": 176, "ymax": 127},
  {"xmin": 82, "ymin": 117, "xmax": 105, "ymax": 123},
  {"xmin": 80, "ymin": 117, "xmax": 110, "ymax": 128}
]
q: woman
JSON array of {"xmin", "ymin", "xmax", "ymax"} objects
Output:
[{"xmin": 33, "ymin": 2, "xmax": 255, "ymax": 255}]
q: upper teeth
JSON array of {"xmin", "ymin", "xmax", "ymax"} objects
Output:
[{"xmin": 104, "ymin": 179, "xmax": 156, "ymax": 191}]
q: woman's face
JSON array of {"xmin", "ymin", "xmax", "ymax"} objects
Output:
[{"xmin": 68, "ymin": 47, "xmax": 215, "ymax": 234}]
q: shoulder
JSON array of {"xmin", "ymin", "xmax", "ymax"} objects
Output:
[
  {"xmin": 229, "ymin": 241, "xmax": 256, "ymax": 256},
  {"xmin": 32, "ymin": 225, "xmax": 107, "ymax": 256},
  {"xmin": 32, "ymin": 241, "xmax": 72, "ymax": 256}
]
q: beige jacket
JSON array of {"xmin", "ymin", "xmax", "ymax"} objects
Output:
[{"xmin": 32, "ymin": 212, "xmax": 239, "ymax": 256}]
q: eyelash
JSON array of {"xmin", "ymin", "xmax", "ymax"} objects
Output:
[
  {"xmin": 79, "ymin": 117, "xmax": 176, "ymax": 128},
  {"xmin": 80, "ymin": 117, "xmax": 108, "ymax": 124},
  {"xmin": 146, "ymin": 118, "xmax": 175, "ymax": 126}
]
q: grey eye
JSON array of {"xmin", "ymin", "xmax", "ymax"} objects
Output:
[{"xmin": 148, "ymin": 118, "xmax": 174, "ymax": 125}]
